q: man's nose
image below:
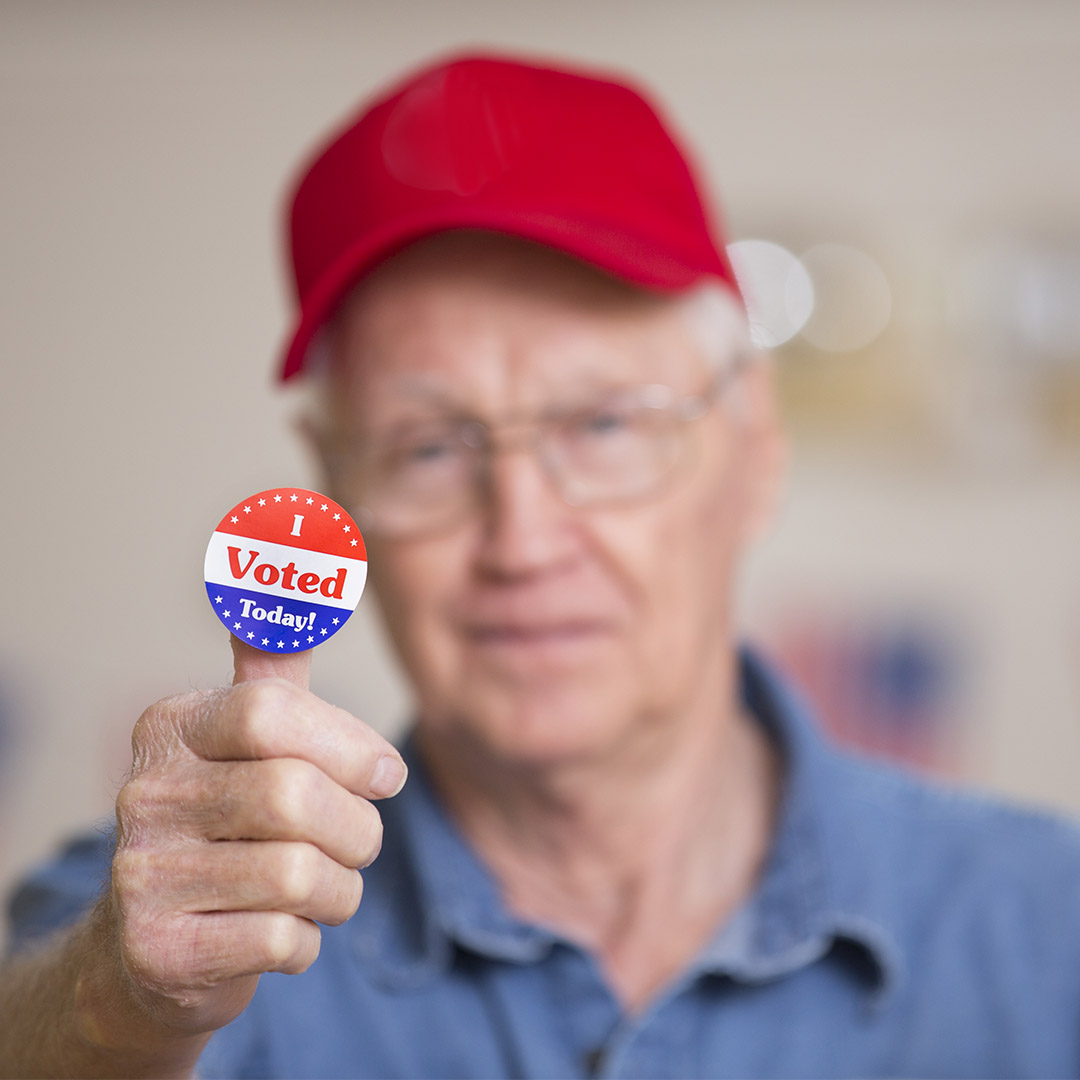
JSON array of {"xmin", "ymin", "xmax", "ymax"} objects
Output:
[{"xmin": 473, "ymin": 445, "xmax": 582, "ymax": 580}]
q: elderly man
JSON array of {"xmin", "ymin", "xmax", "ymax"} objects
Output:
[{"xmin": 5, "ymin": 52, "xmax": 1080, "ymax": 1080}]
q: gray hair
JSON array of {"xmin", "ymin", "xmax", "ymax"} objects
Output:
[
  {"xmin": 677, "ymin": 280, "xmax": 752, "ymax": 370},
  {"xmin": 676, "ymin": 281, "xmax": 756, "ymax": 420}
]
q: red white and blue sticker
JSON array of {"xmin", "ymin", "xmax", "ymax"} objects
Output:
[{"xmin": 204, "ymin": 488, "xmax": 367, "ymax": 653}]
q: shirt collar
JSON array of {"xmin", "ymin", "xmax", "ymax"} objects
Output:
[
  {"xmin": 354, "ymin": 646, "xmax": 904, "ymax": 1002},
  {"xmin": 350, "ymin": 734, "xmax": 559, "ymax": 988},
  {"xmin": 695, "ymin": 649, "xmax": 904, "ymax": 1002}
]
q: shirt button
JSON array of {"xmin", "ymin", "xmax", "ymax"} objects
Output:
[{"xmin": 583, "ymin": 1046, "xmax": 606, "ymax": 1077}]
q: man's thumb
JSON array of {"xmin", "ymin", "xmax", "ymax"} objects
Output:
[{"xmin": 231, "ymin": 634, "xmax": 312, "ymax": 689}]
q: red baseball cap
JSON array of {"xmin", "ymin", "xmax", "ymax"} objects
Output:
[{"xmin": 279, "ymin": 50, "xmax": 741, "ymax": 381}]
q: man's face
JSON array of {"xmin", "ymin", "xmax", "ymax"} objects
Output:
[{"xmin": 316, "ymin": 233, "xmax": 780, "ymax": 768}]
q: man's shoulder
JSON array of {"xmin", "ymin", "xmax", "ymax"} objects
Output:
[
  {"xmin": 753, "ymin": 643, "xmax": 1080, "ymax": 922},
  {"xmin": 840, "ymin": 745, "xmax": 1080, "ymax": 853},
  {"xmin": 825, "ymin": 743, "xmax": 1080, "ymax": 929},
  {"xmin": 4, "ymin": 825, "xmax": 114, "ymax": 955}
]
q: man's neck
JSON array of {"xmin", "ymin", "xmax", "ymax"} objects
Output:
[{"xmin": 415, "ymin": 652, "xmax": 782, "ymax": 1013}]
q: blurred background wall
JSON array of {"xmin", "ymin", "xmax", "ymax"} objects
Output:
[{"xmin": 2, "ymin": 0, "xmax": 1079, "ymax": 943}]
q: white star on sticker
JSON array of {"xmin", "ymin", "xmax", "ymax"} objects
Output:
[
  {"xmin": 350, "ymin": 539, "xmax": 357, "ymax": 546},
  {"xmin": 332, "ymin": 617, "xmax": 340, "ymax": 626},
  {"xmin": 307, "ymin": 635, "xmax": 314, "ymax": 643},
  {"xmin": 292, "ymin": 640, "xmax": 300, "ymax": 647},
  {"xmin": 223, "ymin": 610, "xmax": 231, "ymax": 618},
  {"xmin": 290, "ymin": 494, "xmax": 298, "ymax": 502},
  {"xmin": 243, "ymin": 506, "xmax": 251, "ymax": 514},
  {"xmin": 233, "ymin": 622, "xmax": 241, "ymax": 630},
  {"xmin": 320, "ymin": 503, "xmax": 328, "ymax": 511},
  {"xmin": 230, "ymin": 516, "xmax": 239, "ymax": 523},
  {"xmin": 214, "ymin": 596, "xmax": 223, "ymax": 604},
  {"xmin": 333, "ymin": 512, "xmax": 341, "ymax": 521},
  {"xmin": 274, "ymin": 494, "xmax": 282, "ymax": 503},
  {"xmin": 320, "ymin": 628, "xmax": 328, "ymax": 636},
  {"xmin": 247, "ymin": 631, "xmax": 255, "ymax": 639},
  {"xmin": 343, "ymin": 525, "xmax": 350, "ymax": 533},
  {"xmin": 258, "ymin": 498, "xmax": 266, "ymax": 506},
  {"xmin": 306, "ymin": 497, "xmax": 314, "ymax": 505},
  {"xmin": 277, "ymin": 640, "xmax": 285, "ymax": 648},
  {"xmin": 262, "ymin": 638, "xmax": 269, "ymax": 646}
]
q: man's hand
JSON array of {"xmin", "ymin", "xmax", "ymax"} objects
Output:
[{"xmin": 0, "ymin": 638, "xmax": 406, "ymax": 1078}]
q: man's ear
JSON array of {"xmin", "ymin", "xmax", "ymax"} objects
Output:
[{"xmin": 737, "ymin": 354, "xmax": 787, "ymax": 544}]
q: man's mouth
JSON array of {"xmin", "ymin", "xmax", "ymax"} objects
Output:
[{"xmin": 463, "ymin": 621, "xmax": 611, "ymax": 647}]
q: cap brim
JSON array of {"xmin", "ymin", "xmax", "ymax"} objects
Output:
[{"xmin": 278, "ymin": 206, "xmax": 738, "ymax": 381}]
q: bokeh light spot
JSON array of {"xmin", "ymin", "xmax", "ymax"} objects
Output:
[{"xmin": 799, "ymin": 243, "xmax": 892, "ymax": 352}]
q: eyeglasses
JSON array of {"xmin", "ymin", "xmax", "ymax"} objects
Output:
[{"xmin": 321, "ymin": 359, "xmax": 746, "ymax": 538}]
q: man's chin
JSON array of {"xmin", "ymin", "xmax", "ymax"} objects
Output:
[{"xmin": 444, "ymin": 683, "xmax": 637, "ymax": 771}]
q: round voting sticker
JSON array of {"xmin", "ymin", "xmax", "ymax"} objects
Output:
[{"xmin": 204, "ymin": 488, "xmax": 367, "ymax": 653}]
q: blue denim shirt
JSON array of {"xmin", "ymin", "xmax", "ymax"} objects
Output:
[{"xmin": 10, "ymin": 649, "xmax": 1080, "ymax": 1078}]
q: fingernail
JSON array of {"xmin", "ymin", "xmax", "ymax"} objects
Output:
[{"xmin": 370, "ymin": 754, "xmax": 407, "ymax": 798}]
